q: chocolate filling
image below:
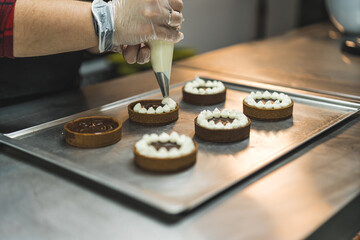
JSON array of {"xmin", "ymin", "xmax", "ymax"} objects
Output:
[
  {"xmin": 195, "ymin": 87, "xmax": 215, "ymax": 90},
  {"xmin": 208, "ymin": 117, "xmax": 234, "ymax": 124},
  {"xmin": 255, "ymin": 99, "xmax": 275, "ymax": 104},
  {"xmin": 68, "ymin": 118, "xmax": 118, "ymax": 134},
  {"xmin": 151, "ymin": 141, "xmax": 181, "ymax": 151},
  {"xmin": 135, "ymin": 101, "xmax": 165, "ymax": 110}
]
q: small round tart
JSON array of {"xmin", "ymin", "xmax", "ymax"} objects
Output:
[
  {"xmin": 195, "ymin": 108, "xmax": 251, "ymax": 143},
  {"xmin": 128, "ymin": 97, "xmax": 179, "ymax": 125},
  {"xmin": 64, "ymin": 116, "xmax": 122, "ymax": 148},
  {"xmin": 243, "ymin": 90, "xmax": 294, "ymax": 121},
  {"xmin": 134, "ymin": 132, "xmax": 198, "ymax": 173},
  {"xmin": 182, "ymin": 76, "xmax": 226, "ymax": 105}
]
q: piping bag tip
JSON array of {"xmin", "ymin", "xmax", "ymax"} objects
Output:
[{"xmin": 154, "ymin": 72, "xmax": 170, "ymax": 98}]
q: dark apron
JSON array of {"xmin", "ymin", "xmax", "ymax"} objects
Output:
[{"xmin": 0, "ymin": 51, "xmax": 85, "ymax": 105}]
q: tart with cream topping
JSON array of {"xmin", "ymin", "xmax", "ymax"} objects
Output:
[
  {"xmin": 243, "ymin": 91, "xmax": 294, "ymax": 121},
  {"xmin": 182, "ymin": 77, "xmax": 226, "ymax": 105},
  {"xmin": 128, "ymin": 97, "xmax": 179, "ymax": 125},
  {"xmin": 134, "ymin": 132, "xmax": 198, "ymax": 172},
  {"xmin": 195, "ymin": 108, "xmax": 251, "ymax": 143},
  {"xmin": 64, "ymin": 116, "xmax": 122, "ymax": 148}
]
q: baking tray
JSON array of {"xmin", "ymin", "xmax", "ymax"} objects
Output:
[{"xmin": 1, "ymin": 77, "xmax": 359, "ymax": 215}]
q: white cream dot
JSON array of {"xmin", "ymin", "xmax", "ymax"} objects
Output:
[
  {"xmin": 176, "ymin": 135, "xmax": 187, "ymax": 145},
  {"xmin": 208, "ymin": 120, "xmax": 215, "ymax": 128},
  {"xmin": 156, "ymin": 106, "xmax": 163, "ymax": 114},
  {"xmin": 161, "ymin": 98, "xmax": 169, "ymax": 105},
  {"xmin": 168, "ymin": 148, "xmax": 181, "ymax": 158},
  {"xmin": 139, "ymin": 107, "xmax": 147, "ymax": 114},
  {"xmin": 168, "ymin": 102, "xmax": 177, "ymax": 110},
  {"xmin": 256, "ymin": 101, "xmax": 265, "ymax": 108},
  {"xmin": 221, "ymin": 109, "xmax": 229, "ymax": 118},
  {"xmin": 159, "ymin": 132, "xmax": 170, "ymax": 143},
  {"xmin": 147, "ymin": 107, "xmax": 155, "ymax": 114},
  {"xmin": 163, "ymin": 105, "xmax": 170, "ymax": 113},
  {"xmin": 215, "ymin": 122, "xmax": 224, "ymax": 129},
  {"xmin": 229, "ymin": 111, "xmax": 236, "ymax": 119},
  {"xmin": 169, "ymin": 132, "xmax": 179, "ymax": 142},
  {"xmin": 134, "ymin": 103, "xmax": 142, "ymax": 112},
  {"xmin": 157, "ymin": 147, "xmax": 168, "ymax": 158},
  {"xmin": 213, "ymin": 108, "xmax": 221, "ymax": 118},
  {"xmin": 263, "ymin": 91, "xmax": 271, "ymax": 99}
]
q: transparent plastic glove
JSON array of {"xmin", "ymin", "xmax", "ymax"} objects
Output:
[
  {"xmin": 110, "ymin": 0, "xmax": 184, "ymax": 46},
  {"xmin": 113, "ymin": 44, "xmax": 151, "ymax": 64}
]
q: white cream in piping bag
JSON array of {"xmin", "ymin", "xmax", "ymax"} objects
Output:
[{"xmin": 149, "ymin": 40, "xmax": 174, "ymax": 86}]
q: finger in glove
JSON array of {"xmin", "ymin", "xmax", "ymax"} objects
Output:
[{"xmin": 122, "ymin": 44, "xmax": 150, "ymax": 64}]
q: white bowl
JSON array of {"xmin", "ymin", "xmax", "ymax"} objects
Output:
[{"xmin": 326, "ymin": 0, "xmax": 360, "ymax": 35}]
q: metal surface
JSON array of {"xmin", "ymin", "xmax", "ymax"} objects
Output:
[
  {"xmin": 1, "ymin": 79, "xmax": 358, "ymax": 215},
  {"xmin": 176, "ymin": 23, "xmax": 360, "ymax": 101},
  {"xmin": 154, "ymin": 72, "xmax": 170, "ymax": 98},
  {"xmin": 1, "ymin": 23, "xmax": 360, "ymax": 240}
]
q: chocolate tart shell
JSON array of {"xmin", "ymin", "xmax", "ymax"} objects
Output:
[
  {"xmin": 133, "ymin": 142, "xmax": 198, "ymax": 173},
  {"xmin": 182, "ymin": 87, "xmax": 226, "ymax": 105},
  {"xmin": 243, "ymin": 99, "xmax": 294, "ymax": 121},
  {"xmin": 64, "ymin": 116, "xmax": 122, "ymax": 148},
  {"xmin": 194, "ymin": 117, "xmax": 251, "ymax": 143},
  {"xmin": 128, "ymin": 99, "xmax": 179, "ymax": 126}
]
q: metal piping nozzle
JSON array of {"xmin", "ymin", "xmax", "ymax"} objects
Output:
[{"xmin": 154, "ymin": 72, "xmax": 170, "ymax": 98}]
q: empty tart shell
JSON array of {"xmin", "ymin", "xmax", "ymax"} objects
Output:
[
  {"xmin": 243, "ymin": 99, "xmax": 294, "ymax": 121},
  {"xmin": 194, "ymin": 117, "xmax": 251, "ymax": 143},
  {"xmin": 182, "ymin": 87, "xmax": 226, "ymax": 105},
  {"xmin": 133, "ymin": 142, "xmax": 198, "ymax": 173},
  {"xmin": 64, "ymin": 116, "xmax": 122, "ymax": 148},
  {"xmin": 128, "ymin": 99, "xmax": 179, "ymax": 126}
]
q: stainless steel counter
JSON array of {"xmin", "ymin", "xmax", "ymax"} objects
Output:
[
  {"xmin": 1, "ymin": 23, "xmax": 359, "ymax": 240},
  {"xmin": 177, "ymin": 22, "xmax": 360, "ymax": 101}
]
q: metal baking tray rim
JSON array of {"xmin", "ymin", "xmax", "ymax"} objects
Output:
[{"xmin": 1, "ymin": 78, "xmax": 359, "ymax": 215}]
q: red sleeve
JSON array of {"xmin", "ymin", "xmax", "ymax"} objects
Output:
[{"xmin": 0, "ymin": 0, "xmax": 16, "ymax": 58}]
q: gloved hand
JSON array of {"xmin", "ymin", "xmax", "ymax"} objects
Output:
[
  {"xmin": 113, "ymin": 43, "xmax": 151, "ymax": 64},
  {"xmin": 110, "ymin": 0, "xmax": 184, "ymax": 46},
  {"xmin": 93, "ymin": 0, "xmax": 183, "ymax": 63}
]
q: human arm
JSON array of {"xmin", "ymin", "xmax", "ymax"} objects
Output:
[
  {"xmin": 13, "ymin": 0, "xmax": 97, "ymax": 57},
  {"xmin": 12, "ymin": 0, "xmax": 184, "ymax": 61}
]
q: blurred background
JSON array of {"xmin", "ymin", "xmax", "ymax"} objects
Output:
[{"xmin": 80, "ymin": 0, "xmax": 329, "ymax": 87}]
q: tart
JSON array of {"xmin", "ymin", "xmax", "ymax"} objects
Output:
[
  {"xmin": 243, "ymin": 91, "xmax": 294, "ymax": 121},
  {"xmin": 64, "ymin": 116, "xmax": 122, "ymax": 148},
  {"xmin": 182, "ymin": 77, "xmax": 226, "ymax": 105},
  {"xmin": 195, "ymin": 108, "xmax": 251, "ymax": 143},
  {"xmin": 128, "ymin": 97, "xmax": 179, "ymax": 125},
  {"xmin": 134, "ymin": 132, "xmax": 198, "ymax": 172}
]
